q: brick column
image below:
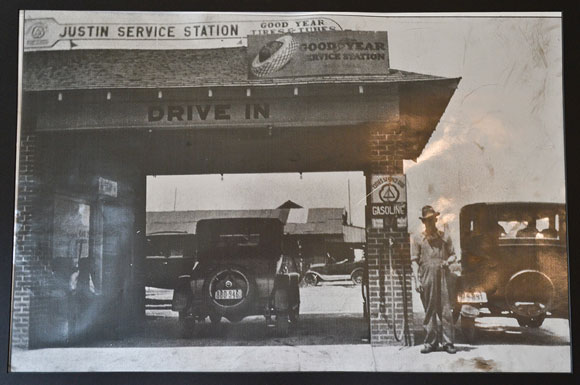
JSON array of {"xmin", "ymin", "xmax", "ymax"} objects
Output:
[
  {"xmin": 366, "ymin": 127, "xmax": 415, "ymax": 346},
  {"xmin": 11, "ymin": 132, "xmax": 46, "ymax": 349}
]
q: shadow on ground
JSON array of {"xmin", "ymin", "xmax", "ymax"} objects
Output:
[{"xmin": 412, "ymin": 312, "xmax": 570, "ymax": 346}]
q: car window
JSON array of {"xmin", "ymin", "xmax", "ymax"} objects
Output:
[
  {"xmin": 146, "ymin": 235, "xmax": 196, "ymax": 258},
  {"xmin": 498, "ymin": 216, "xmax": 559, "ymax": 240},
  {"xmin": 216, "ymin": 233, "xmax": 260, "ymax": 248},
  {"xmin": 146, "ymin": 237, "xmax": 167, "ymax": 257}
]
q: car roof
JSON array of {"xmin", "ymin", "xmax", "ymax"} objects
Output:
[{"xmin": 461, "ymin": 202, "xmax": 565, "ymax": 212}]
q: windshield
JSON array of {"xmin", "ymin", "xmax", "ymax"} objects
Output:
[
  {"xmin": 145, "ymin": 234, "xmax": 196, "ymax": 258},
  {"xmin": 497, "ymin": 217, "xmax": 559, "ymax": 240},
  {"xmin": 215, "ymin": 233, "xmax": 261, "ymax": 248},
  {"xmin": 462, "ymin": 204, "xmax": 565, "ymax": 242},
  {"xmin": 197, "ymin": 219, "xmax": 282, "ymax": 257}
]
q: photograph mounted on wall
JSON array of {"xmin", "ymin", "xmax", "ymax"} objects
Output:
[{"xmin": 10, "ymin": 11, "xmax": 569, "ymax": 372}]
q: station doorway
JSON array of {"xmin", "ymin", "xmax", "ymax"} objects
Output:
[{"xmin": 136, "ymin": 172, "xmax": 370, "ymax": 347}]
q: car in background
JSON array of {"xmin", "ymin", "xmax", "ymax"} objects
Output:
[
  {"xmin": 303, "ymin": 253, "xmax": 365, "ymax": 286},
  {"xmin": 172, "ymin": 218, "xmax": 300, "ymax": 337},
  {"xmin": 457, "ymin": 202, "xmax": 568, "ymax": 342},
  {"xmin": 145, "ymin": 232, "xmax": 196, "ymax": 289}
]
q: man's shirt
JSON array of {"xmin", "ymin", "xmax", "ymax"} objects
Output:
[{"xmin": 411, "ymin": 229, "xmax": 456, "ymax": 266}]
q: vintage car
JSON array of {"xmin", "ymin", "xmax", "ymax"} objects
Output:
[
  {"xmin": 144, "ymin": 232, "xmax": 196, "ymax": 289},
  {"xmin": 457, "ymin": 202, "xmax": 568, "ymax": 341},
  {"xmin": 303, "ymin": 253, "xmax": 365, "ymax": 286},
  {"xmin": 172, "ymin": 218, "xmax": 300, "ymax": 337}
]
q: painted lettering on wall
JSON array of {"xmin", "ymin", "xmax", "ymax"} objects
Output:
[{"xmin": 147, "ymin": 104, "xmax": 270, "ymax": 122}]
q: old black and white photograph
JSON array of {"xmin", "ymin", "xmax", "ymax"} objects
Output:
[{"xmin": 9, "ymin": 11, "xmax": 569, "ymax": 372}]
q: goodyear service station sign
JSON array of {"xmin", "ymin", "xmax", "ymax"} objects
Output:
[
  {"xmin": 370, "ymin": 174, "xmax": 407, "ymax": 230},
  {"xmin": 247, "ymin": 31, "xmax": 389, "ymax": 78}
]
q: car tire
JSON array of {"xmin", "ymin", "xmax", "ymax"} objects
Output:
[
  {"xmin": 226, "ymin": 313, "xmax": 244, "ymax": 323},
  {"xmin": 209, "ymin": 312, "xmax": 222, "ymax": 325},
  {"xmin": 460, "ymin": 316, "xmax": 477, "ymax": 344},
  {"xmin": 351, "ymin": 269, "xmax": 364, "ymax": 285},
  {"xmin": 275, "ymin": 313, "xmax": 290, "ymax": 337},
  {"xmin": 516, "ymin": 314, "xmax": 546, "ymax": 328},
  {"xmin": 179, "ymin": 311, "xmax": 196, "ymax": 338},
  {"xmin": 303, "ymin": 273, "xmax": 318, "ymax": 287},
  {"xmin": 204, "ymin": 265, "xmax": 256, "ymax": 317}
]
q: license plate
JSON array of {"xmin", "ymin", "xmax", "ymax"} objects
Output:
[
  {"xmin": 214, "ymin": 289, "xmax": 243, "ymax": 300},
  {"xmin": 458, "ymin": 291, "xmax": 488, "ymax": 303}
]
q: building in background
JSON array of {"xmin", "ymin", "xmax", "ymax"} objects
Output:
[{"xmin": 145, "ymin": 201, "xmax": 366, "ymax": 288}]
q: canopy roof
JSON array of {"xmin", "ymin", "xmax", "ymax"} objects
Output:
[
  {"xmin": 22, "ymin": 47, "xmax": 460, "ymax": 161},
  {"xmin": 22, "ymin": 47, "xmax": 451, "ymax": 91}
]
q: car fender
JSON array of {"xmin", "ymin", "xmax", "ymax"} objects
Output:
[
  {"xmin": 305, "ymin": 270, "xmax": 351, "ymax": 282},
  {"xmin": 273, "ymin": 273, "xmax": 300, "ymax": 311},
  {"xmin": 172, "ymin": 275, "xmax": 191, "ymax": 312},
  {"xmin": 350, "ymin": 267, "xmax": 364, "ymax": 279},
  {"xmin": 304, "ymin": 270, "xmax": 323, "ymax": 280}
]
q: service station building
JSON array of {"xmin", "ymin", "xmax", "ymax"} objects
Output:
[{"xmin": 13, "ymin": 30, "xmax": 459, "ymax": 348}]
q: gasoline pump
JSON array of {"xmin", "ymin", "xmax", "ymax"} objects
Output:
[{"xmin": 378, "ymin": 236, "xmax": 411, "ymax": 345}]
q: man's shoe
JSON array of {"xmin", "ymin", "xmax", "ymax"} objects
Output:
[
  {"xmin": 443, "ymin": 344, "xmax": 457, "ymax": 354},
  {"xmin": 420, "ymin": 344, "xmax": 437, "ymax": 354}
]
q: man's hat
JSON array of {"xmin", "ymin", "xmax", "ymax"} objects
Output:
[{"xmin": 419, "ymin": 205, "xmax": 440, "ymax": 220}]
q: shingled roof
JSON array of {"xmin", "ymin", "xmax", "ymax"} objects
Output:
[
  {"xmin": 146, "ymin": 207, "xmax": 365, "ymax": 241},
  {"xmin": 22, "ymin": 47, "xmax": 449, "ymax": 91}
]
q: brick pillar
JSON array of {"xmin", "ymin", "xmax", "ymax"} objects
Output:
[
  {"xmin": 11, "ymin": 132, "xmax": 44, "ymax": 349},
  {"xmin": 366, "ymin": 127, "xmax": 415, "ymax": 346}
]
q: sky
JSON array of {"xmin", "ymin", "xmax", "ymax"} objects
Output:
[{"xmin": 30, "ymin": 12, "xmax": 564, "ymax": 250}]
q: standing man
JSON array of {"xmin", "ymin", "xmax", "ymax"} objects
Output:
[{"xmin": 411, "ymin": 205, "xmax": 458, "ymax": 354}]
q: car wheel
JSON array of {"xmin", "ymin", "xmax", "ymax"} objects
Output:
[
  {"xmin": 460, "ymin": 316, "xmax": 477, "ymax": 344},
  {"xmin": 351, "ymin": 269, "xmax": 363, "ymax": 285},
  {"xmin": 517, "ymin": 314, "xmax": 546, "ymax": 328},
  {"xmin": 179, "ymin": 311, "xmax": 196, "ymax": 338},
  {"xmin": 303, "ymin": 273, "xmax": 318, "ymax": 287},
  {"xmin": 226, "ymin": 314, "xmax": 244, "ymax": 323},
  {"xmin": 275, "ymin": 313, "xmax": 290, "ymax": 337},
  {"xmin": 209, "ymin": 312, "xmax": 222, "ymax": 325}
]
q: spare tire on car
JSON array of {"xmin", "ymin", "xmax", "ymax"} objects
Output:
[
  {"xmin": 171, "ymin": 218, "xmax": 300, "ymax": 337},
  {"xmin": 204, "ymin": 265, "xmax": 256, "ymax": 319}
]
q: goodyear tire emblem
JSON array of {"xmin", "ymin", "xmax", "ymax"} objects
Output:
[{"xmin": 251, "ymin": 35, "xmax": 298, "ymax": 77}]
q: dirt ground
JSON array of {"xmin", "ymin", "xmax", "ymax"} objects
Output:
[
  {"xmin": 90, "ymin": 283, "xmax": 369, "ymax": 347},
  {"xmin": 85, "ymin": 283, "xmax": 570, "ymax": 348},
  {"xmin": 10, "ymin": 281, "xmax": 571, "ymax": 372}
]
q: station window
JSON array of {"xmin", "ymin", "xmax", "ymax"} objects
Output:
[{"xmin": 51, "ymin": 196, "xmax": 90, "ymax": 262}]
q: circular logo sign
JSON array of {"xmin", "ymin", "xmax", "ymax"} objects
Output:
[
  {"xmin": 251, "ymin": 35, "xmax": 298, "ymax": 77},
  {"xmin": 379, "ymin": 183, "xmax": 400, "ymax": 203},
  {"xmin": 30, "ymin": 23, "xmax": 47, "ymax": 39}
]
